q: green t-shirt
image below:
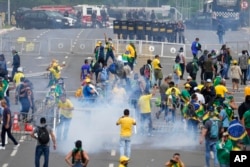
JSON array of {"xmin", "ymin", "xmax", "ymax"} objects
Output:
[
  {"xmin": 181, "ymin": 89, "xmax": 190, "ymax": 101},
  {"xmin": 243, "ymin": 110, "xmax": 250, "ymax": 128},
  {"xmin": 216, "ymin": 139, "xmax": 233, "ymax": 165},
  {"xmin": 214, "ymin": 76, "xmax": 221, "ymax": 87}
]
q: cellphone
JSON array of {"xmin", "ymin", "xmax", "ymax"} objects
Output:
[{"xmin": 170, "ymin": 159, "xmax": 177, "ymax": 164}]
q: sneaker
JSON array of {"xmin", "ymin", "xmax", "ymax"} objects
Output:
[
  {"xmin": 0, "ymin": 146, "xmax": 5, "ymax": 150},
  {"xmin": 13, "ymin": 144, "xmax": 20, "ymax": 150}
]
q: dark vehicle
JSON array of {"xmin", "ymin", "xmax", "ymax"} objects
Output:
[
  {"xmin": 15, "ymin": 7, "xmax": 31, "ymax": 28},
  {"xmin": 22, "ymin": 10, "xmax": 69, "ymax": 29},
  {"xmin": 185, "ymin": 12, "xmax": 213, "ymax": 30}
]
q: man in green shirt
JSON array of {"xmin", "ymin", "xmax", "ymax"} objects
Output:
[
  {"xmin": 242, "ymin": 109, "xmax": 250, "ymax": 137},
  {"xmin": 216, "ymin": 132, "xmax": 233, "ymax": 167}
]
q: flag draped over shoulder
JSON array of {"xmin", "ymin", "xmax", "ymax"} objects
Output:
[{"xmin": 228, "ymin": 120, "xmax": 250, "ymax": 145}]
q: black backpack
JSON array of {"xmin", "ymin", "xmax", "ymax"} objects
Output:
[
  {"xmin": 198, "ymin": 55, "xmax": 205, "ymax": 66},
  {"xmin": 175, "ymin": 54, "xmax": 181, "ymax": 63},
  {"xmin": 37, "ymin": 125, "xmax": 50, "ymax": 145},
  {"xmin": 186, "ymin": 62, "xmax": 193, "ymax": 73},
  {"xmin": 139, "ymin": 65, "xmax": 145, "ymax": 76},
  {"xmin": 186, "ymin": 103, "xmax": 196, "ymax": 117}
]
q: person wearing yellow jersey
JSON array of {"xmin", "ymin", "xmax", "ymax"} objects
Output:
[
  {"xmin": 126, "ymin": 42, "xmax": 137, "ymax": 71},
  {"xmin": 152, "ymin": 55, "xmax": 163, "ymax": 87},
  {"xmin": 13, "ymin": 67, "xmax": 24, "ymax": 87},
  {"xmin": 232, "ymin": 140, "xmax": 246, "ymax": 151},
  {"xmin": 138, "ymin": 85, "xmax": 157, "ymax": 136},
  {"xmin": 244, "ymin": 82, "xmax": 250, "ymax": 97},
  {"xmin": 215, "ymin": 81, "xmax": 233, "ymax": 105},
  {"xmin": 56, "ymin": 94, "xmax": 74, "ymax": 141},
  {"xmin": 116, "ymin": 109, "xmax": 136, "ymax": 159},
  {"xmin": 165, "ymin": 153, "xmax": 185, "ymax": 167},
  {"xmin": 165, "ymin": 81, "xmax": 181, "ymax": 97}
]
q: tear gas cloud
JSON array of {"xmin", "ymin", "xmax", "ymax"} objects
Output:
[{"xmin": 56, "ymin": 97, "xmax": 200, "ymax": 155}]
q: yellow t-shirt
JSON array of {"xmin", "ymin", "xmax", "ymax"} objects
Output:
[
  {"xmin": 152, "ymin": 58, "xmax": 161, "ymax": 70},
  {"xmin": 58, "ymin": 99, "xmax": 74, "ymax": 118},
  {"xmin": 13, "ymin": 72, "xmax": 24, "ymax": 85},
  {"xmin": 244, "ymin": 86, "xmax": 250, "ymax": 97},
  {"xmin": 138, "ymin": 94, "xmax": 152, "ymax": 113},
  {"xmin": 165, "ymin": 87, "xmax": 181, "ymax": 96},
  {"xmin": 49, "ymin": 66, "xmax": 61, "ymax": 79},
  {"xmin": 116, "ymin": 116, "xmax": 136, "ymax": 137},
  {"xmin": 215, "ymin": 85, "xmax": 228, "ymax": 98},
  {"xmin": 126, "ymin": 44, "xmax": 135, "ymax": 58},
  {"xmin": 118, "ymin": 164, "xmax": 126, "ymax": 167}
]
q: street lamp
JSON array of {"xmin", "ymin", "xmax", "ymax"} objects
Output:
[{"xmin": 8, "ymin": 0, "xmax": 10, "ymax": 25}]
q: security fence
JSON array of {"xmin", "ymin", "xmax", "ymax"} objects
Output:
[{"xmin": 0, "ymin": 37, "xmax": 249, "ymax": 59}]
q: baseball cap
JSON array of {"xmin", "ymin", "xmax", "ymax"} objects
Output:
[
  {"xmin": 222, "ymin": 132, "xmax": 229, "ymax": 136},
  {"xmin": 85, "ymin": 78, "xmax": 91, "ymax": 83},
  {"xmin": 187, "ymin": 76, "xmax": 192, "ymax": 80},
  {"xmin": 194, "ymin": 87, "xmax": 200, "ymax": 91},
  {"xmin": 120, "ymin": 156, "xmax": 129, "ymax": 162},
  {"xmin": 184, "ymin": 83, "xmax": 191, "ymax": 88},
  {"xmin": 206, "ymin": 79, "xmax": 212, "ymax": 83}
]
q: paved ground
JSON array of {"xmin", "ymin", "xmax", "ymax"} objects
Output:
[{"xmin": 0, "ymin": 27, "xmax": 249, "ymax": 167}]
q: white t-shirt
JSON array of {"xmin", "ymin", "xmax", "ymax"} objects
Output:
[
  {"xmin": 195, "ymin": 92, "xmax": 205, "ymax": 104},
  {"xmin": 179, "ymin": 52, "xmax": 186, "ymax": 64}
]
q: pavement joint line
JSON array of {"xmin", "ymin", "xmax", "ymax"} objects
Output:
[
  {"xmin": 10, "ymin": 150, "xmax": 17, "ymax": 157},
  {"xmin": 108, "ymin": 163, "xmax": 114, "ymax": 167},
  {"xmin": 2, "ymin": 163, "xmax": 8, "ymax": 167},
  {"xmin": 111, "ymin": 149, "xmax": 116, "ymax": 156}
]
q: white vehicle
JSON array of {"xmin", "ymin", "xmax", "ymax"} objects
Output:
[{"xmin": 74, "ymin": 4, "xmax": 109, "ymax": 28}]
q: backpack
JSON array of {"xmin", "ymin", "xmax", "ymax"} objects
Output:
[
  {"xmin": 186, "ymin": 62, "xmax": 193, "ymax": 73},
  {"xmin": 108, "ymin": 63, "xmax": 116, "ymax": 74},
  {"xmin": 186, "ymin": 103, "xmax": 196, "ymax": 117},
  {"xmin": 72, "ymin": 150, "xmax": 86, "ymax": 164},
  {"xmin": 37, "ymin": 126, "xmax": 50, "ymax": 145},
  {"xmin": 198, "ymin": 55, "xmax": 205, "ymax": 66},
  {"xmin": 209, "ymin": 119, "xmax": 219, "ymax": 139},
  {"xmin": 139, "ymin": 65, "xmax": 145, "ymax": 76},
  {"xmin": 175, "ymin": 54, "xmax": 181, "ymax": 63},
  {"xmin": 100, "ymin": 68, "xmax": 108, "ymax": 82},
  {"xmin": 239, "ymin": 55, "xmax": 248, "ymax": 70}
]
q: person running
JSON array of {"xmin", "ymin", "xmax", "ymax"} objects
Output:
[
  {"xmin": 165, "ymin": 153, "xmax": 185, "ymax": 167},
  {"xmin": 65, "ymin": 140, "xmax": 89, "ymax": 167},
  {"xmin": 30, "ymin": 117, "xmax": 56, "ymax": 167},
  {"xmin": 116, "ymin": 109, "xmax": 136, "ymax": 159},
  {"xmin": 152, "ymin": 55, "xmax": 163, "ymax": 87},
  {"xmin": 138, "ymin": 85, "xmax": 157, "ymax": 136},
  {"xmin": 0, "ymin": 99, "xmax": 20, "ymax": 150},
  {"xmin": 56, "ymin": 94, "xmax": 74, "ymax": 141}
]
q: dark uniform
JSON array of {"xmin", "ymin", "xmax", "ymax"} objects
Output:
[
  {"xmin": 145, "ymin": 21, "xmax": 152, "ymax": 41},
  {"xmin": 127, "ymin": 21, "xmax": 135, "ymax": 40},
  {"xmin": 121, "ymin": 21, "xmax": 128, "ymax": 40},
  {"xmin": 135, "ymin": 21, "xmax": 146, "ymax": 40},
  {"xmin": 151, "ymin": 21, "xmax": 159, "ymax": 42}
]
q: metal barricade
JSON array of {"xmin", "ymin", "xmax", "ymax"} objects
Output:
[
  {"xmin": 49, "ymin": 38, "xmax": 71, "ymax": 54},
  {"xmin": 226, "ymin": 41, "xmax": 250, "ymax": 55}
]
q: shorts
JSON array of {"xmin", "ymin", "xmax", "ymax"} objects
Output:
[
  {"xmin": 154, "ymin": 69, "xmax": 163, "ymax": 80},
  {"xmin": 173, "ymin": 74, "xmax": 180, "ymax": 85},
  {"xmin": 232, "ymin": 78, "xmax": 239, "ymax": 83}
]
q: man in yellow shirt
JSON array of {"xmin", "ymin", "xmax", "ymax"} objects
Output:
[
  {"xmin": 13, "ymin": 67, "xmax": 24, "ymax": 86},
  {"xmin": 152, "ymin": 55, "xmax": 163, "ymax": 87},
  {"xmin": 244, "ymin": 82, "xmax": 250, "ymax": 97},
  {"xmin": 215, "ymin": 81, "xmax": 233, "ymax": 105},
  {"xmin": 56, "ymin": 94, "xmax": 74, "ymax": 141},
  {"xmin": 116, "ymin": 109, "xmax": 136, "ymax": 159},
  {"xmin": 138, "ymin": 85, "xmax": 157, "ymax": 136},
  {"xmin": 126, "ymin": 42, "xmax": 137, "ymax": 71}
]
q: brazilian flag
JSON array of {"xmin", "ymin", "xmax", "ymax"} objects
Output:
[
  {"xmin": 122, "ymin": 53, "xmax": 129, "ymax": 63},
  {"xmin": 182, "ymin": 103, "xmax": 204, "ymax": 119},
  {"xmin": 228, "ymin": 120, "xmax": 250, "ymax": 145}
]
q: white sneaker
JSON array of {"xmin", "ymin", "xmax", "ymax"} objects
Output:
[
  {"xmin": 0, "ymin": 146, "xmax": 5, "ymax": 150},
  {"xmin": 13, "ymin": 144, "xmax": 20, "ymax": 150}
]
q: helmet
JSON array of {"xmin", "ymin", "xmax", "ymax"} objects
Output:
[{"xmin": 17, "ymin": 67, "xmax": 23, "ymax": 72}]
